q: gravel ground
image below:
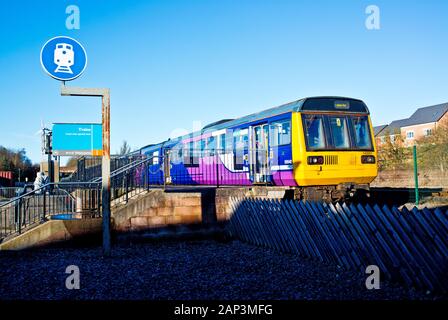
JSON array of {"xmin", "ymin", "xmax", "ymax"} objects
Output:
[{"xmin": 0, "ymin": 239, "xmax": 442, "ymax": 300}]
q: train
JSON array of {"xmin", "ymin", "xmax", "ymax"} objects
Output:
[{"xmin": 138, "ymin": 96, "xmax": 378, "ymax": 201}]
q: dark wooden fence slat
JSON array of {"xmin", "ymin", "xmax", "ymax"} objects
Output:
[
  {"xmin": 304, "ymin": 201, "xmax": 339, "ymax": 263},
  {"xmin": 402, "ymin": 207, "xmax": 446, "ymax": 265},
  {"xmin": 283, "ymin": 200, "xmax": 311, "ymax": 257},
  {"xmin": 380, "ymin": 205, "xmax": 437, "ymax": 291},
  {"xmin": 392, "ymin": 206, "xmax": 446, "ymax": 291},
  {"xmin": 308, "ymin": 201, "xmax": 344, "ymax": 265},
  {"xmin": 255, "ymin": 199, "xmax": 282, "ymax": 252},
  {"xmin": 341, "ymin": 203, "xmax": 391, "ymax": 276},
  {"xmin": 334, "ymin": 203, "xmax": 369, "ymax": 270},
  {"xmin": 245, "ymin": 199, "xmax": 264, "ymax": 246},
  {"xmin": 325, "ymin": 203, "xmax": 361, "ymax": 269},
  {"xmin": 227, "ymin": 197, "xmax": 448, "ymax": 293},
  {"xmin": 231, "ymin": 198, "xmax": 251, "ymax": 243},
  {"xmin": 420, "ymin": 208, "xmax": 448, "ymax": 258},
  {"xmin": 274, "ymin": 199, "xmax": 301, "ymax": 255},
  {"xmin": 315, "ymin": 202, "xmax": 353, "ymax": 269},
  {"xmin": 268, "ymin": 199, "xmax": 291, "ymax": 253},
  {"xmin": 348, "ymin": 204, "xmax": 395, "ymax": 281},
  {"xmin": 284, "ymin": 201, "xmax": 310, "ymax": 256},
  {"xmin": 298, "ymin": 202, "xmax": 327, "ymax": 262},
  {"xmin": 287, "ymin": 200, "xmax": 319, "ymax": 259},
  {"xmin": 228, "ymin": 198, "xmax": 243, "ymax": 239},
  {"xmin": 364, "ymin": 203, "xmax": 420, "ymax": 289},
  {"xmin": 250, "ymin": 199, "xmax": 273, "ymax": 248}
]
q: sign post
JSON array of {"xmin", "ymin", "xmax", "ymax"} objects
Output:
[
  {"xmin": 60, "ymin": 86, "xmax": 111, "ymax": 256},
  {"xmin": 41, "ymin": 36, "xmax": 111, "ymax": 256}
]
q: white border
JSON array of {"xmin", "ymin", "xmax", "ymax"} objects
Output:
[{"xmin": 40, "ymin": 35, "xmax": 88, "ymax": 82}]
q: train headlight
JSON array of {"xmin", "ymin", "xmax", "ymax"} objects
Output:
[
  {"xmin": 361, "ymin": 155, "xmax": 376, "ymax": 164},
  {"xmin": 307, "ymin": 156, "xmax": 324, "ymax": 165}
]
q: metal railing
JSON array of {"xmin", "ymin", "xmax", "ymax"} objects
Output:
[
  {"xmin": 1, "ymin": 148, "xmax": 272, "ymax": 241},
  {"xmin": 63, "ymin": 154, "xmax": 148, "ymax": 182},
  {"xmin": 0, "ymin": 182, "xmax": 101, "ymax": 241},
  {"xmin": 0, "ymin": 187, "xmax": 21, "ymax": 201}
]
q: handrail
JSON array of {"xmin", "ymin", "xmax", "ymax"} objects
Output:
[
  {"xmin": 92, "ymin": 155, "xmax": 157, "ymax": 183},
  {"xmin": 0, "ymin": 181, "xmax": 101, "ymax": 208},
  {"xmin": 64, "ymin": 154, "xmax": 148, "ymax": 183}
]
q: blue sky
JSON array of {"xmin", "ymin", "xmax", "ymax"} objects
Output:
[{"xmin": 0, "ymin": 0, "xmax": 447, "ymax": 163}]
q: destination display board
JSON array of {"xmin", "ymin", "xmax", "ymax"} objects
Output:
[{"xmin": 52, "ymin": 123, "xmax": 102, "ymax": 156}]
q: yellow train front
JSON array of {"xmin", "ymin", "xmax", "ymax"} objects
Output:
[{"xmin": 291, "ymin": 97, "xmax": 378, "ymax": 201}]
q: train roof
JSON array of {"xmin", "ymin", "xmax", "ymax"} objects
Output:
[
  {"xmin": 197, "ymin": 96, "xmax": 368, "ymax": 133},
  {"xmin": 141, "ymin": 96, "xmax": 369, "ymax": 151}
]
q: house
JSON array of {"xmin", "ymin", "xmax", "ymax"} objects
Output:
[
  {"xmin": 375, "ymin": 119, "xmax": 410, "ymax": 146},
  {"xmin": 400, "ymin": 103, "xmax": 448, "ymax": 145},
  {"xmin": 373, "ymin": 124, "xmax": 388, "ymax": 146},
  {"xmin": 374, "ymin": 102, "xmax": 448, "ymax": 147}
]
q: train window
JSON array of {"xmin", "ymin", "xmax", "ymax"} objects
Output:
[
  {"xmin": 207, "ymin": 136, "xmax": 216, "ymax": 155},
  {"xmin": 303, "ymin": 115, "xmax": 326, "ymax": 149},
  {"xmin": 351, "ymin": 116, "xmax": 373, "ymax": 149},
  {"xmin": 233, "ymin": 130, "xmax": 247, "ymax": 170},
  {"xmin": 270, "ymin": 120, "xmax": 291, "ymax": 146},
  {"xmin": 219, "ymin": 133, "xmax": 226, "ymax": 152},
  {"xmin": 184, "ymin": 141, "xmax": 199, "ymax": 167},
  {"xmin": 153, "ymin": 151, "xmax": 159, "ymax": 165},
  {"xmin": 328, "ymin": 116, "xmax": 350, "ymax": 149}
]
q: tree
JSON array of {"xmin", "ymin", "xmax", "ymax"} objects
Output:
[
  {"xmin": 0, "ymin": 146, "xmax": 38, "ymax": 182},
  {"xmin": 377, "ymin": 129, "xmax": 410, "ymax": 170},
  {"xmin": 416, "ymin": 120, "xmax": 448, "ymax": 172},
  {"xmin": 118, "ymin": 140, "xmax": 131, "ymax": 155}
]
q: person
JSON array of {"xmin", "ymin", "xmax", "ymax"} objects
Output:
[{"xmin": 34, "ymin": 171, "xmax": 48, "ymax": 194}]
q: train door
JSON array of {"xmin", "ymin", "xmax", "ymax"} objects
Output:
[
  {"xmin": 250, "ymin": 124, "xmax": 270, "ymax": 183},
  {"xmin": 163, "ymin": 148, "xmax": 172, "ymax": 184}
]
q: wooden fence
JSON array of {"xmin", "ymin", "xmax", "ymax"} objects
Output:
[{"xmin": 228, "ymin": 198, "xmax": 448, "ymax": 293}]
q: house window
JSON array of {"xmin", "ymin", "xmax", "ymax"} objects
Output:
[
  {"xmin": 406, "ymin": 131, "xmax": 414, "ymax": 139},
  {"xmin": 424, "ymin": 128, "xmax": 432, "ymax": 136}
]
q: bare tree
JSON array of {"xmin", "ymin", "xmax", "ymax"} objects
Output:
[{"xmin": 118, "ymin": 140, "xmax": 131, "ymax": 155}]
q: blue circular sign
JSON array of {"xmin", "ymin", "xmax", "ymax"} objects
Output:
[{"xmin": 40, "ymin": 36, "xmax": 87, "ymax": 81}]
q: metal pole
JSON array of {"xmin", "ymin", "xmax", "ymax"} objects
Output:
[
  {"xmin": 61, "ymin": 86, "xmax": 111, "ymax": 256},
  {"xmin": 163, "ymin": 149, "xmax": 167, "ymax": 191},
  {"xmin": 42, "ymin": 191, "xmax": 46, "ymax": 222},
  {"xmin": 413, "ymin": 145, "xmax": 419, "ymax": 205},
  {"xmin": 101, "ymin": 91, "xmax": 111, "ymax": 256},
  {"xmin": 216, "ymin": 151, "xmax": 220, "ymax": 188}
]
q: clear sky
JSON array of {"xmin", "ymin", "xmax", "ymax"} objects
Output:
[{"xmin": 0, "ymin": 0, "xmax": 447, "ymax": 164}]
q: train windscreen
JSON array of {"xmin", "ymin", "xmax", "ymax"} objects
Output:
[{"xmin": 303, "ymin": 114, "xmax": 373, "ymax": 151}]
